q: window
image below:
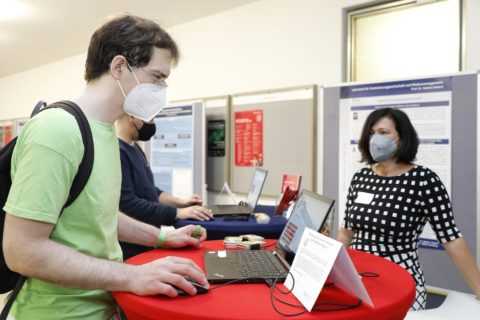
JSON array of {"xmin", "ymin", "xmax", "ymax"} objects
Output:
[{"xmin": 346, "ymin": 0, "xmax": 463, "ymax": 82}]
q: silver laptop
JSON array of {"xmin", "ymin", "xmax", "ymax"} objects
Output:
[
  {"xmin": 209, "ymin": 168, "xmax": 268, "ymax": 217},
  {"xmin": 204, "ymin": 190, "xmax": 335, "ymax": 283}
]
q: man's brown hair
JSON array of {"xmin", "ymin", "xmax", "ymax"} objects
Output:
[{"xmin": 85, "ymin": 14, "xmax": 179, "ymax": 82}]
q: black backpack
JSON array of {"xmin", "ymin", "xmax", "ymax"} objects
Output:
[{"xmin": 0, "ymin": 101, "xmax": 94, "ymax": 319}]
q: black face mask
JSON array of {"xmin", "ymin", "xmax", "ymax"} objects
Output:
[{"xmin": 136, "ymin": 122, "xmax": 156, "ymax": 141}]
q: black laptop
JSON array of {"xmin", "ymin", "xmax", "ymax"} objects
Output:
[
  {"xmin": 209, "ymin": 168, "xmax": 268, "ymax": 217},
  {"xmin": 204, "ymin": 190, "xmax": 335, "ymax": 283}
]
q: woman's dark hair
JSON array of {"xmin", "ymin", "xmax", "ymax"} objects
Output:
[
  {"xmin": 85, "ymin": 14, "xmax": 180, "ymax": 82},
  {"xmin": 358, "ymin": 108, "xmax": 419, "ymax": 164}
]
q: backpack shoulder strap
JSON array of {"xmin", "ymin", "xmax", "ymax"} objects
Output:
[
  {"xmin": 30, "ymin": 101, "xmax": 47, "ymax": 118},
  {"xmin": 43, "ymin": 101, "xmax": 94, "ymax": 208},
  {"xmin": 0, "ymin": 101, "xmax": 94, "ymax": 320},
  {"xmin": 0, "ymin": 277, "xmax": 26, "ymax": 319}
]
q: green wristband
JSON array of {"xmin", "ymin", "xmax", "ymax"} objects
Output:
[
  {"xmin": 155, "ymin": 229, "xmax": 167, "ymax": 248},
  {"xmin": 193, "ymin": 225, "xmax": 202, "ymax": 238}
]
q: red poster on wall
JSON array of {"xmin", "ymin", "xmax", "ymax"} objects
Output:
[
  {"xmin": 235, "ymin": 110, "xmax": 263, "ymax": 166},
  {"xmin": 0, "ymin": 124, "xmax": 13, "ymax": 148}
]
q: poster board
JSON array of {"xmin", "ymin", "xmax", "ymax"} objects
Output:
[
  {"xmin": 14, "ymin": 118, "xmax": 29, "ymax": 137},
  {"xmin": 204, "ymin": 96, "xmax": 230, "ymax": 192},
  {"xmin": 0, "ymin": 120, "xmax": 14, "ymax": 148},
  {"xmin": 339, "ymin": 77, "xmax": 453, "ymax": 249},
  {"xmin": 173, "ymin": 96, "xmax": 231, "ymax": 192},
  {"xmin": 231, "ymin": 86, "xmax": 316, "ymax": 197},
  {"xmin": 0, "ymin": 117, "xmax": 29, "ymax": 148},
  {"xmin": 146, "ymin": 102, "xmax": 205, "ymax": 198},
  {"xmin": 322, "ymin": 72, "xmax": 478, "ymax": 293}
]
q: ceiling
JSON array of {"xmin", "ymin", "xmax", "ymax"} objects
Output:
[{"xmin": 0, "ymin": 0, "xmax": 258, "ymax": 77}]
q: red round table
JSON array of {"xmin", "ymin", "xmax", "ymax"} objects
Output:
[{"xmin": 113, "ymin": 240, "xmax": 415, "ymax": 320}]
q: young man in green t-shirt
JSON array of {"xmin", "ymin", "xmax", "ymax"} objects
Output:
[{"xmin": 2, "ymin": 14, "xmax": 208, "ymax": 320}]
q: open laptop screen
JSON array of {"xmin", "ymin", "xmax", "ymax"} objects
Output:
[
  {"xmin": 275, "ymin": 190, "xmax": 335, "ymax": 265},
  {"xmin": 244, "ymin": 168, "xmax": 268, "ymax": 210}
]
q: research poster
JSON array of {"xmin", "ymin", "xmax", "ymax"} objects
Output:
[
  {"xmin": 234, "ymin": 110, "xmax": 263, "ymax": 166},
  {"xmin": 15, "ymin": 118, "xmax": 28, "ymax": 137},
  {"xmin": 207, "ymin": 119, "xmax": 225, "ymax": 157},
  {"xmin": 150, "ymin": 105, "xmax": 194, "ymax": 197},
  {"xmin": 339, "ymin": 77, "xmax": 452, "ymax": 249},
  {"xmin": 0, "ymin": 122, "xmax": 13, "ymax": 148}
]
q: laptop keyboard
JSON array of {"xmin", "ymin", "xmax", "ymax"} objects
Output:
[{"xmin": 231, "ymin": 250, "xmax": 287, "ymax": 278}]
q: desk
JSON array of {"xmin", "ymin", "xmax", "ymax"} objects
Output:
[
  {"xmin": 174, "ymin": 205, "xmax": 286, "ymax": 240},
  {"xmin": 114, "ymin": 240, "xmax": 415, "ymax": 320}
]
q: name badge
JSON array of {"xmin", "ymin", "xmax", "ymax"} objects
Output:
[{"xmin": 355, "ymin": 192, "xmax": 374, "ymax": 205}]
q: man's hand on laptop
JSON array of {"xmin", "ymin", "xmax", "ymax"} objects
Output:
[
  {"xmin": 177, "ymin": 205, "xmax": 213, "ymax": 221},
  {"xmin": 162, "ymin": 225, "xmax": 207, "ymax": 249},
  {"xmin": 128, "ymin": 256, "xmax": 208, "ymax": 297},
  {"xmin": 178, "ymin": 194, "xmax": 203, "ymax": 207}
]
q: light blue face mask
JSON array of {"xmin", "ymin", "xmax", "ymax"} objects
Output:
[{"xmin": 369, "ymin": 133, "xmax": 398, "ymax": 162}]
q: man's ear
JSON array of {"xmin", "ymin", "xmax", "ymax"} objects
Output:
[
  {"xmin": 127, "ymin": 115, "xmax": 137, "ymax": 126},
  {"xmin": 110, "ymin": 55, "xmax": 127, "ymax": 80}
]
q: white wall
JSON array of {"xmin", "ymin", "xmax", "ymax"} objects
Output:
[
  {"xmin": 465, "ymin": 0, "xmax": 480, "ymax": 72},
  {"xmin": 0, "ymin": 0, "xmax": 354, "ymax": 119},
  {"xmin": 167, "ymin": 0, "xmax": 344, "ymax": 100},
  {"xmin": 0, "ymin": 53, "xmax": 86, "ymax": 120},
  {"xmin": 2, "ymin": 0, "xmax": 478, "ymax": 116}
]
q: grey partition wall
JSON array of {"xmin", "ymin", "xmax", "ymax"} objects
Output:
[
  {"xmin": 204, "ymin": 96, "xmax": 230, "ymax": 191},
  {"xmin": 173, "ymin": 96, "xmax": 231, "ymax": 192},
  {"xmin": 230, "ymin": 86, "xmax": 316, "ymax": 197},
  {"xmin": 322, "ymin": 73, "xmax": 479, "ymax": 293}
]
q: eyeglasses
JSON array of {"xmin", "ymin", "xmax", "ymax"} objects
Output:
[{"xmin": 138, "ymin": 68, "xmax": 169, "ymax": 88}]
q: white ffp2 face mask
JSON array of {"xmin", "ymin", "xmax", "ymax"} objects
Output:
[{"xmin": 117, "ymin": 66, "xmax": 167, "ymax": 122}]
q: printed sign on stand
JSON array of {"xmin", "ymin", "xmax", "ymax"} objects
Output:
[{"xmin": 284, "ymin": 228, "xmax": 373, "ymax": 311}]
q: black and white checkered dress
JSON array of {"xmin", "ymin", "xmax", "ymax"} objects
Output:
[{"xmin": 343, "ymin": 165, "xmax": 462, "ymax": 310}]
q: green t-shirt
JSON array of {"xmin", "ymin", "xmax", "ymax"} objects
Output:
[{"xmin": 3, "ymin": 108, "xmax": 123, "ymax": 320}]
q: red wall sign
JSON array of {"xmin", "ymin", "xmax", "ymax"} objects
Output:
[{"xmin": 234, "ymin": 110, "xmax": 263, "ymax": 166}]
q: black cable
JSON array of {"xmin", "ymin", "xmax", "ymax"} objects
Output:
[
  {"xmin": 268, "ymin": 273, "xmax": 363, "ymax": 316},
  {"xmin": 269, "ymin": 273, "xmax": 309, "ymax": 317},
  {"xmin": 359, "ymin": 272, "xmax": 380, "ymax": 278},
  {"xmin": 319, "ymin": 271, "xmax": 380, "ymax": 288},
  {"xmin": 208, "ymin": 271, "xmax": 375, "ymax": 316}
]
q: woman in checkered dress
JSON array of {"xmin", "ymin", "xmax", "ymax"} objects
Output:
[{"xmin": 337, "ymin": 108, "xmax": 480, "ymax": 310}]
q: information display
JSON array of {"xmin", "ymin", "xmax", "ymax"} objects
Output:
[
  {"xmin": 231, "ymin": 86, "xmax": 316, "ymax": 196},
  {"xmin": 338, "ymin": 77, "xmax": 452, "ymax": 249},
  {"xmin": 148, "ymin": 103, "xmax": 204, "ymax": 197},
  {"xmin": 234, "ymin": 110, "xmax": 263, "ymax": 166},
  {"xmin": 0, "ymin": 121, "xmax": 14, "ymax": 148},
  {"xmin": 322, "ymin": 72, "xmax": 479, "ymax": 294}
]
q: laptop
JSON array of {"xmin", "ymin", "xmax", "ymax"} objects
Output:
[
  {"xmin": 204, "ymin": 190, "xmax": 335, "ymax": 283},
  {"xmin": 209, "ymin": 168, "xmax": 268, "ymax": 217}
]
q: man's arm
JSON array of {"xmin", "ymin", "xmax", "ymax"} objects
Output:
[
  {"xmin": 159, "ymin": 192, "xmax": 202, "ymax": 208},
  {"xmin": 117, "ymin": 211, "xmax": 159, "ymax": 247},
  {"xmin": 120, "ymin": 151, "xmax": 177, "ymax": 226},
  {"xmin": 3, "ymin": 213, "xmax": 208, "ymax": 296},
  {"xmin": 117, "ymin": 211, "xmax": 207, "ymax": 248},
  {"xmin": 158, "ymin": 192, "xmax": 213, "ymax": 221}
]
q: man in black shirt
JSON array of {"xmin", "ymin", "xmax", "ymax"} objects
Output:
[{"xmin": 116, "ymin": 114, "xmax": 212, "ymax": 258}]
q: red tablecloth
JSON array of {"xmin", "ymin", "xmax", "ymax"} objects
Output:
[{"xmin": 113, "ymin": 240, "xmax": 415, "ymax": 320}]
